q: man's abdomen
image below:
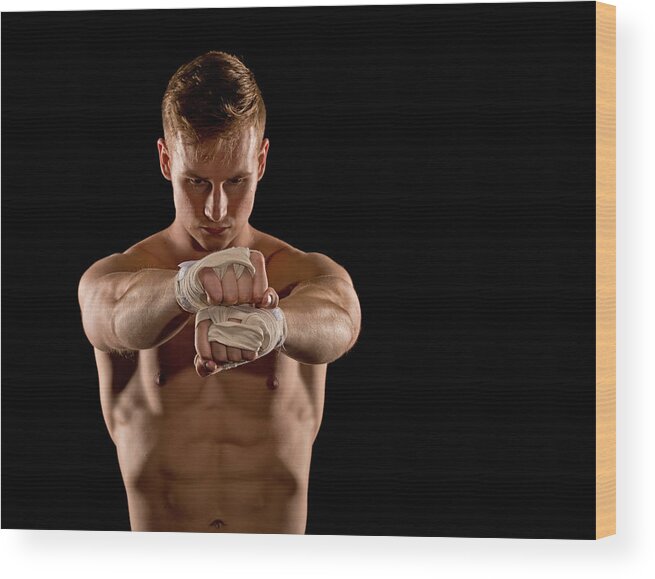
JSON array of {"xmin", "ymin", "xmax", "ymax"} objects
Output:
[
  {"xmin": 121, "ymin": 439, "xmax": 312, "ymax": 533},
  {"xmin": 104, "ymin": 350, "xmax": 325, "ymax": 533}
]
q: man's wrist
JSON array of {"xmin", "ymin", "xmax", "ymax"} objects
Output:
[{"xmin": 175, "ymin": 259, "xmax": 200, "ymax": 313}]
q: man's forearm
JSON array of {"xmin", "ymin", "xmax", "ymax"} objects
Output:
[
  {"xmin": 84, "ymin": 269, "xmax": 190, "ymax": 352},
  {"xmin": 278, "ymin": 276, "xmax": 361, "ymax": 365}
]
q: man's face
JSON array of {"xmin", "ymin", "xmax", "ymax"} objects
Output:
[{"xmin": 158, "ymin": 126, "xmax": 269, "ymax": 252}]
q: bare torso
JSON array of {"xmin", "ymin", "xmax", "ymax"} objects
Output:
[{"xmin": 94, "ymin": 228, "xmax": 327, "ymax": 533}]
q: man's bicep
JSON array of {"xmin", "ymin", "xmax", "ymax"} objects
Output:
[
  {"xmin": 279, "ymin": 250, "xmax": 361, "ymax": 350},
  {"xmin": 275, "ymin": 250, "xmax": 359, "ymax": 314},
  {"xmin": 78, "ymin": 252, "xmax": 150, "ymax": 307},
  {"xmin": 78, "ymin": 253, "xmax": 149, "ymax": 351}
]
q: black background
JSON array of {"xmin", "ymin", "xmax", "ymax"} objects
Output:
[{"xmin": 2, "ymin": 3, "xmax": 596, "ymax": 538}]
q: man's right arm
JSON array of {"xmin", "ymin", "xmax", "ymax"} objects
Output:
[{"xmin": 78, "ymin": 253, "xmax": 191, "ymax": 353}]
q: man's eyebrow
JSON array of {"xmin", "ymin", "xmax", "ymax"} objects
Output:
[{"xmin": 181, "ymin": 170, "xmax": 253, "ymax": 179}]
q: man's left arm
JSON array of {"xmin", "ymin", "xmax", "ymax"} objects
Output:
[{"xmin": 277, "ymin": 252, "xmax": 361, "ymax": 365}]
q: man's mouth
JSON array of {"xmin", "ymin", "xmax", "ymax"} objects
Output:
[{"xmin": 201, "ymin": 226, "xmax": 228, "ymax": 236}]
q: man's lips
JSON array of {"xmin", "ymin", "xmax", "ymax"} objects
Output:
[{"xmin": 201, "ymin": 226, "xmax": 228, "ymax": 235}]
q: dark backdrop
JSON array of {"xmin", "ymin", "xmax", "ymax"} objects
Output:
[{"xmin": 2, "ymin": 3, "xmax": 596, "ymax": 538}]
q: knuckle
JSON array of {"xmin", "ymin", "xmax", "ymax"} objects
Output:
[
  {"xmin": 194, "ymin": 360, "xmax": 207, "ymax": 376},
  {"xmin": 198, "ymin": 267, "xmax": 212, "ymax": 282},
  {"xmin": 222, "ymin": 289, "xmax": 238, "ymax": 304},
  {"xmin": 250, "ymin": 251, "xmax": 266, "ymax": 273}
]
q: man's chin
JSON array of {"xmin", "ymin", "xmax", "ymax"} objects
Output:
[{"xmin": 192, "ymin": 231, "xmax": 232, "ymax": 252}]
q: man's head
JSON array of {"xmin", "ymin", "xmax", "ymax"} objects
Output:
[
  {"xmin": 162, "ymin": 50, "xmax": 266, "ymax": 152},
  {"xmin": 158, "ymin": 51, "xmax": 269, "ymax": 252}
]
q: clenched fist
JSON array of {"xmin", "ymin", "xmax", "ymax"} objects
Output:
[
  {"xmin": 194, "ymin": 303, "xmax": 287, "ymax": 377},
  {"xmin": 173, "ymin": 247, "xmax": 284, "ymax": 377},
  {"xmin": 175, "ymin": 247, "xmax": 279, "ymax": 312}
]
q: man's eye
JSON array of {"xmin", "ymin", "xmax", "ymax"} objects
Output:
[
  {"xmin": 229, "ymin": 178, "xmax": 245, "ymax": 185},
  {"xmin": 188, "ymin": 178, "xmax": 206, "ymax": 186}
]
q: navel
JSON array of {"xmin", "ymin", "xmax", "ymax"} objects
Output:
[{"xmin": 209, "ymin": 518, "xmax": 226, "ymax": 529}]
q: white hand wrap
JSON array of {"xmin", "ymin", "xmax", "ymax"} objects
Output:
[
  {"xmin": 196, "ymin": 304, "xmax": 288, "ymax": 369},
  {"xmin": 175, "ymin": 247, "xmax": 256, "ymax": 313}
]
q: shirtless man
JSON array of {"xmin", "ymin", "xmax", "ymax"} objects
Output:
[{"xmin": 77, "ymin": 51, "xmax": 361, "ymax": 533}]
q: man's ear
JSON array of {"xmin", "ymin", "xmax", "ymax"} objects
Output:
[
  {"xmin": 157, "ymin": 137, "xmax": 172, "ymax": 181},
  {"xmin": 257, "ymin": 138, "xmax": 270, "ymax": 181}
]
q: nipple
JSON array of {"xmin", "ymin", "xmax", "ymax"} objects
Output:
[
  {"xmin": 154, "ymin": 371, "xmax": 167, "ymax": 386},
  {"xmin": 267, "ymin": 375, "xmax": 279, "ymax": 390}
]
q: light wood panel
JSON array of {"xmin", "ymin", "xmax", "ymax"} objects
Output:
[{"xmin": 596, "ymin": 1, "xmax": 616, "ymax": 540}]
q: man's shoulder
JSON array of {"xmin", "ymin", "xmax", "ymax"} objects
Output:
[
  {"xmin": 255, "ymin": 232, "xmax": 353, "ymax": 297},
  {"xmin": 250, "ymin": 230, "xmax": 295, "ymax": 265},
  {"xmin": 123, "ymin": 230, "xmax": 177, "ymax": 269},
  {"xmin": 80, "ymin": 230, "xmax": 174, "ymax": 285}
]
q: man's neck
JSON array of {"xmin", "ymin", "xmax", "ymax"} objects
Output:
[{"xmin": 166, "ymin": 221, "xmax": 257, "ymax": 261}]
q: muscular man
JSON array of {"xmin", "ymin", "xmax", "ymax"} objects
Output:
[{"xmin": 77, "ymin": 51, "xmax": 361, "ymax": 533}]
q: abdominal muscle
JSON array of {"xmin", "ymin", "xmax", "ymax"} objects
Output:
[{"xmin": 96, "ymin": 321, "xmax": 326, "ymax": 534}]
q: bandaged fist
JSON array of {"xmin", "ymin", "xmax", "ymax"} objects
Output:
[
  {"xmin": 194, "ymin": 304, "xmax": 288, "ymax": 377},
  {"xmin": 175, "ymin": 247, "xmax": 279, "ymax": 313}
]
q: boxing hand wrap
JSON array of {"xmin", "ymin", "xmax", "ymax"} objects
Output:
[
  {"xmin": 195, "ymin": 303, "xmax": 288, "ymax": 370},
  {"xmin": 175, "ymin": 247, "xmax": 256, "ymax": 313}
]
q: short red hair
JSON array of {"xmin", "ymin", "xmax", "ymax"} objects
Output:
[{"xmin": 162, "ymin": 51, "xmax": 266, "ymax": 154}]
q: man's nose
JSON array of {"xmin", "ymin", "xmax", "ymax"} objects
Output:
[{"xmin": 204, "ymin": 184, "xmax": 228, "ymax": 222}]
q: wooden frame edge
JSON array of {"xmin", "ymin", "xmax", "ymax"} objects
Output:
[{"xmin": 596, "ymin": 1, "xmax": 616, "ymax": 540}]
